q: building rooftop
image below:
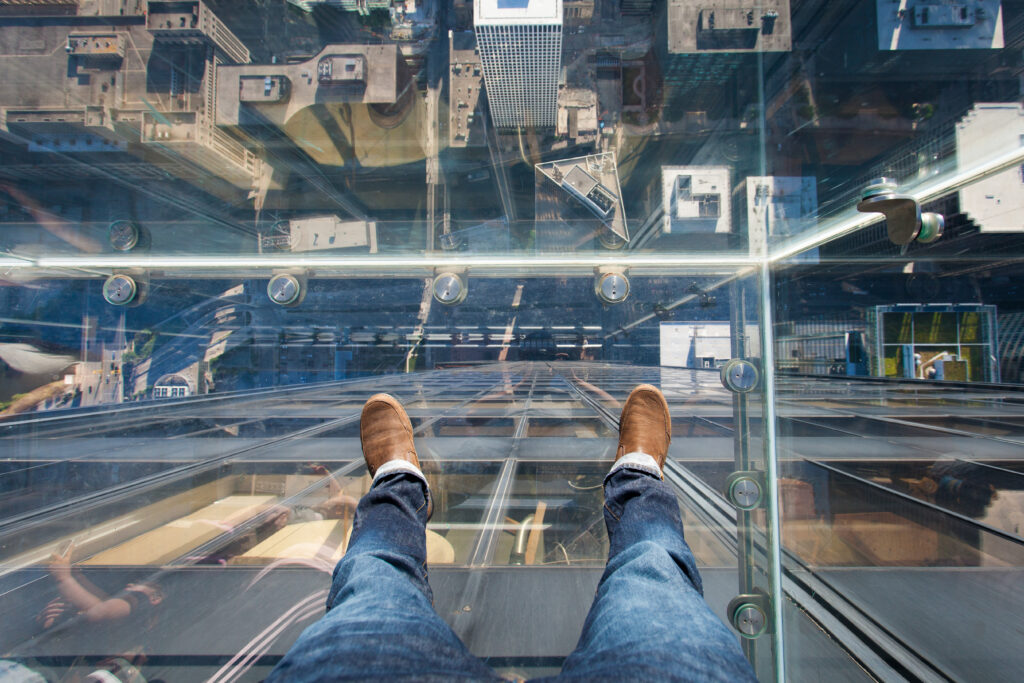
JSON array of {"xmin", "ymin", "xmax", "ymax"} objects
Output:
[
  {"xmin": 876, "ymin": 0, "xmax": 1004, "ymax": 50},
  {"xmin": 536, "ymin": 153, "xmax": 628, "ymax": 243},
  {"xmin": 216, "ymin": 45, "xmax": 402, "ymax": 128},
  {"xmin": 661, "ymin": 166, "xmax": 732, "ymax": 234},
  {"xmin": 667, "ymin": 0, "xmax": 791, "ymax": 53},
  {"xmin": 475, "ymin": 0, "xmax": 561, "ymax": 26}
]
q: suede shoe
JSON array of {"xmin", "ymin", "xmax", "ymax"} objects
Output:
[
  {"xmin": 615, "ymin": 384, "xmax": 671, "ymax": 468},
  {"xmin": 360, "ymin": 393, "xmax": 419, "ymax": 476}
]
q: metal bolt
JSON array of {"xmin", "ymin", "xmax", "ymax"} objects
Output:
[
  {"xmin": 268, "ymin": 274, "xmax": 301, "ymax": 306},
  {"xmin": 731, "ymin": 477, "xmax": 762, "ymax": 509},
  {"xmin": 918, "ymin": 212, "xmax": 944, "ymax": 243},
  {"xmin": 734, "ymin": 604, "xmax": 766, "ymax": 638},
  {"xmin": 596, "ymin": 272, "xmax": 629, "ymax": 304},
  {"xmin": 433, "ymin": 273, "xmax": 467, "ymax": 305},
  {"xmin": 102, "ymin": 274, "xmax": 137, "ymax": 306},
  {"xmin": 720, "ymin": 359, "xmax": 759, "ymax": 393}
]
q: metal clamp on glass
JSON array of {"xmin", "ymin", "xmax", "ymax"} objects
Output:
[
  {"xmin": 267, "ymin": 272, "xmax": 307, "ymax": 307},
  {"xmin": 856, "ymin": 177, "xmax": 944, "ymax": 247},
  {"xmin": 720, "ymin": 358, "xmax": 759, "ymax": 393},
  {"xmin": 727, "ymin": 593, "xmax": 771, "ymax": 639},
  {"xmin": 726, "ymin": 470, "xmax": 765, "ymax": 511},
  {"xmin": 102, "ymin": 271, "xmax": 147, "ymax": 307},
  {"xmin": 433, "ymin": 271, "xmax": 468, "ymax": 305},
  {"xmin": 594, "ymin": 267, "xmax": 629, "ymax": 305},
  {"xmin": 108, "ymin": 220, "xmax": 149, "ymax": 253}
]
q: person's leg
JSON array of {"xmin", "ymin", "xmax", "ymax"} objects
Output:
[
  {"xmin": 271, "ymin": 395, "xmax": 500, "ymax": 682},
  {"xmin": 555, "ymin": 385, "xmax": 756, "ymax": 682}
]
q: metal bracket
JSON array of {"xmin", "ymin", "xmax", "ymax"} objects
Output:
[
  {"xmin": 856, "ymin": 178, "xmax": 944, "ymax": 248},
  {"xmin": 727, "ymin": 592, "xmax": 772, "ymax": 639},
  {"xmin": 103, "ymin": 269, "xmax": 148, "ymax": 307},
  {"xmin": 720, "ymin": 358, "xmax": 759, "ymax": 393},
  {"xmin": 267, "ymin": 271, "xmax": 307, "ymax": 307},
  {"xmin": 594, "ymin": 267, "xmax": 629, "ymax": 304},
  {"xmin": 433, "ymin": 271, "xmax": 468, "ymax": 305},
  {"xmin": 726, "ymin": 470, "xmax": 766, "ymax": 510}
]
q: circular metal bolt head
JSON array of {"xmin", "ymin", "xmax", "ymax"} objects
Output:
[
  {"xmin": 102, "ymin": 274, "xmax": 137, "ymax": 306},
  {"xmin": 733, "ymin": 603, "xmax": 767, "ymax": 639},
  {"xmin": 267, "ymin": 273, "xmax": 301, "ymax": 306},
  {"xmin": 433, "ymin": 272, "xmax": 467, "ymax": 305},
  {"xmin": 862, "ymin": 177, "xmax": 898, "ymax": 200},
  {"xmin": 596, "ymin": 272, "xmax": 629, "ymax": 304},
  {"xmin": 720, "ymin": 359, "xmax": 759, "ymax": 393},
  {"xmin": 108, "ymin": 220, "xmax": 139, "ymax": 252},
  {"xmin": 597, "ymin": 227, "xmax": 626, "ymax": 250},
  {"xmin": 729, "ymin": 476, "xmax": 763, "ymax": 510},
  {"xmin": 917, "ymin": 212, "xmax": 944, "ymax": 243}
]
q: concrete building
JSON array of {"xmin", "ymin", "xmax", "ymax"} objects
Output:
[
  {"xmin": 216, "ymin": 46, "xmax": 407, "ymax": 130},
  {"xmin": 260, "ymin": 215, "xmax": 379, "ymax": 253},
  {"xmin": 535, "ymin": 153, "xmax": 628, "ymax": 248},
  {"xmin": 286, "ymin": 0, "xmax": 389, "ymax": 14},
  {"xmin": 449, "ymin": 31, "xmax": 485, "ymax": 147},
  {"xmin": 662, "ymin": 0, "xmax": 790, "ymax": 111},
  {"xmin": 667, "ymin": 0, "xmax": 791, "ymax": 54},
  {"xmin": 284, "ymin": 0, "xmax": 437, "ymax": 51},
  {"xmin": 805, "ymin": 0, "xmax": 1005, "ymax": 80},
  {"xmin": 956, "ymin": 103, "xmax": 1024, "ymax": 232},
  {"xmin": 662, "ymin": 166, "xmax": 731, "ymax": 235},
  {"xmin": 741, "ymin": 176, "xmax": 817, "ymax": 255},
  {"xmin": 215, "ymin": 45, "xmax": 422, "ymax": 168},
  {"xmin": 627, "ymin": 166, "xmax": 733, "ymax": 249},
  {"xmin": 620, "ymin": 0, "xmax": 654, "ymax": 15},
  {"xmin": 474, "ymin": 0, "xmax": 563, "ymax": 129},
  {"xmin": 556, "ymin": 88, "xmax": 599, "ymax": 145},
  {"xmin": 0, "ymin": 0, "xmax": 260, "ymax": 192},
  {"xmin": 877, "ymin": 0, "xmax": 1004, "ymax": 50},
  {"xmin": 146, "ymin": 0, "xmax": 250, "ymax": 63},
  {"xmin": 563, "ymin": 0, "xmax": 593, "ymax": 24}
]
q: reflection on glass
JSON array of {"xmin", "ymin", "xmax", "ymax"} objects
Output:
[
  {"xmin": 1, "ymin": 0, "xmax": 1023, "ymax": 674},
  {"xmin": 498, "ymin": 462, "xmax": 609, "ymax": 567}
]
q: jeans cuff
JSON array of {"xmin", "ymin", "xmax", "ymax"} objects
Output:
[
  {"xmin": 607, "ymin": 451, "xmax": 663, "ymax": 481},
  {"xmin": 372, "ymin": 460, "xmax": 432, "ymax": 518},
  {"xmin": 372, "ymin": 459, "xmax": 429, "ymax": 488}
]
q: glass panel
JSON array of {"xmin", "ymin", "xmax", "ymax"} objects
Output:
[
  {"xmin": 0, "ymin": 271, "xmax": 790, "ymax": 680},
  {"xmin": 8, "ymin": 0, "xmax": 1024, "ymax": 676},
  {"xmin": 774, "ymin": 256, "xmax": 1024, "ymax": 680}
]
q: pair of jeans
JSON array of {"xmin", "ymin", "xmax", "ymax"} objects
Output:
[{"xmin": 270, "ymin": 466, "xmax": 757, "ymax": 682}]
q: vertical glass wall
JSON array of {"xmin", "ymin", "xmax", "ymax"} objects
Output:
[{"xmin": 1, "ymin": 0, "xmax": 1023, "ymax": 680}]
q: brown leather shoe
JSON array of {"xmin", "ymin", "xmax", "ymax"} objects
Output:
[
  {"xmin": 615, "ymin": 384, "xmax": 671, "ymax": 468},
  {"xmin": 360, "ymin": 393, "xmax": 419, "ymax": 477}
]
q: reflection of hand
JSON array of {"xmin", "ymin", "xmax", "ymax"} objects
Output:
[
  {"xmin": 48, "ymin": 543, "xmax": 74, "ymax": 581},
  {"xmin": 267, "ymin": 506, "xmax": 291, "ymax": 529},
  {"xmin": 309, "ymin": 464, "xmax": 330, "ymax": 476},
  {"xmin": 315, "ymin": 493, "xmax": 359, "ymax": 518},
  {"xmin": 38, "ymin": 598, "xmax": 70, "ymax": 628}
]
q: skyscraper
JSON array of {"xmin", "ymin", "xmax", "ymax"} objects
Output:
[{"xmin": 474, "ymin": 0, "xmax": 562, "ymax": 130}]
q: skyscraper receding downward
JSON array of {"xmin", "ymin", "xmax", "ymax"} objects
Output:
[{"xmin": 474, "ymin": 0, "xmax": 562, "ymax": 130}]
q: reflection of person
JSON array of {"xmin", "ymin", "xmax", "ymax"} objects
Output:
[
  {"xmin": 201, "ymin": 466, "xmax": 361, "ymax": 565},
  {"xmin": 271, "ymin": 387, "xmax": 756, "ymax": 681},
  {"xmin": 41, "ymin": 543, "xmax": 163, "ymax": 628}
]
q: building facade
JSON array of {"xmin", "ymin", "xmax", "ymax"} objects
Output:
[{"xmin": 474, "ymin": 0, "xmax": 563, "ymax": 129}]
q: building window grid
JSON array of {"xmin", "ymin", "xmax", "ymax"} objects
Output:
[{"xmin": 476, "ymin": 19, "xmax": 561, "ymax": 128}]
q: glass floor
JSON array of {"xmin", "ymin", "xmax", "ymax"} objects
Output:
[{"xmin": 1, "ymin": 363, "xmax": 1023, "ymax": 680}]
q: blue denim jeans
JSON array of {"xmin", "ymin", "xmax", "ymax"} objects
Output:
[{"xmin": 270, "ymin": 466, "xmax": 757, "ymax": 682}]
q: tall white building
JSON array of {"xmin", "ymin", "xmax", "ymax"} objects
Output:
[{"xmin": 474, "ymin": 0, "xmax": 562, "ymax": 129}]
